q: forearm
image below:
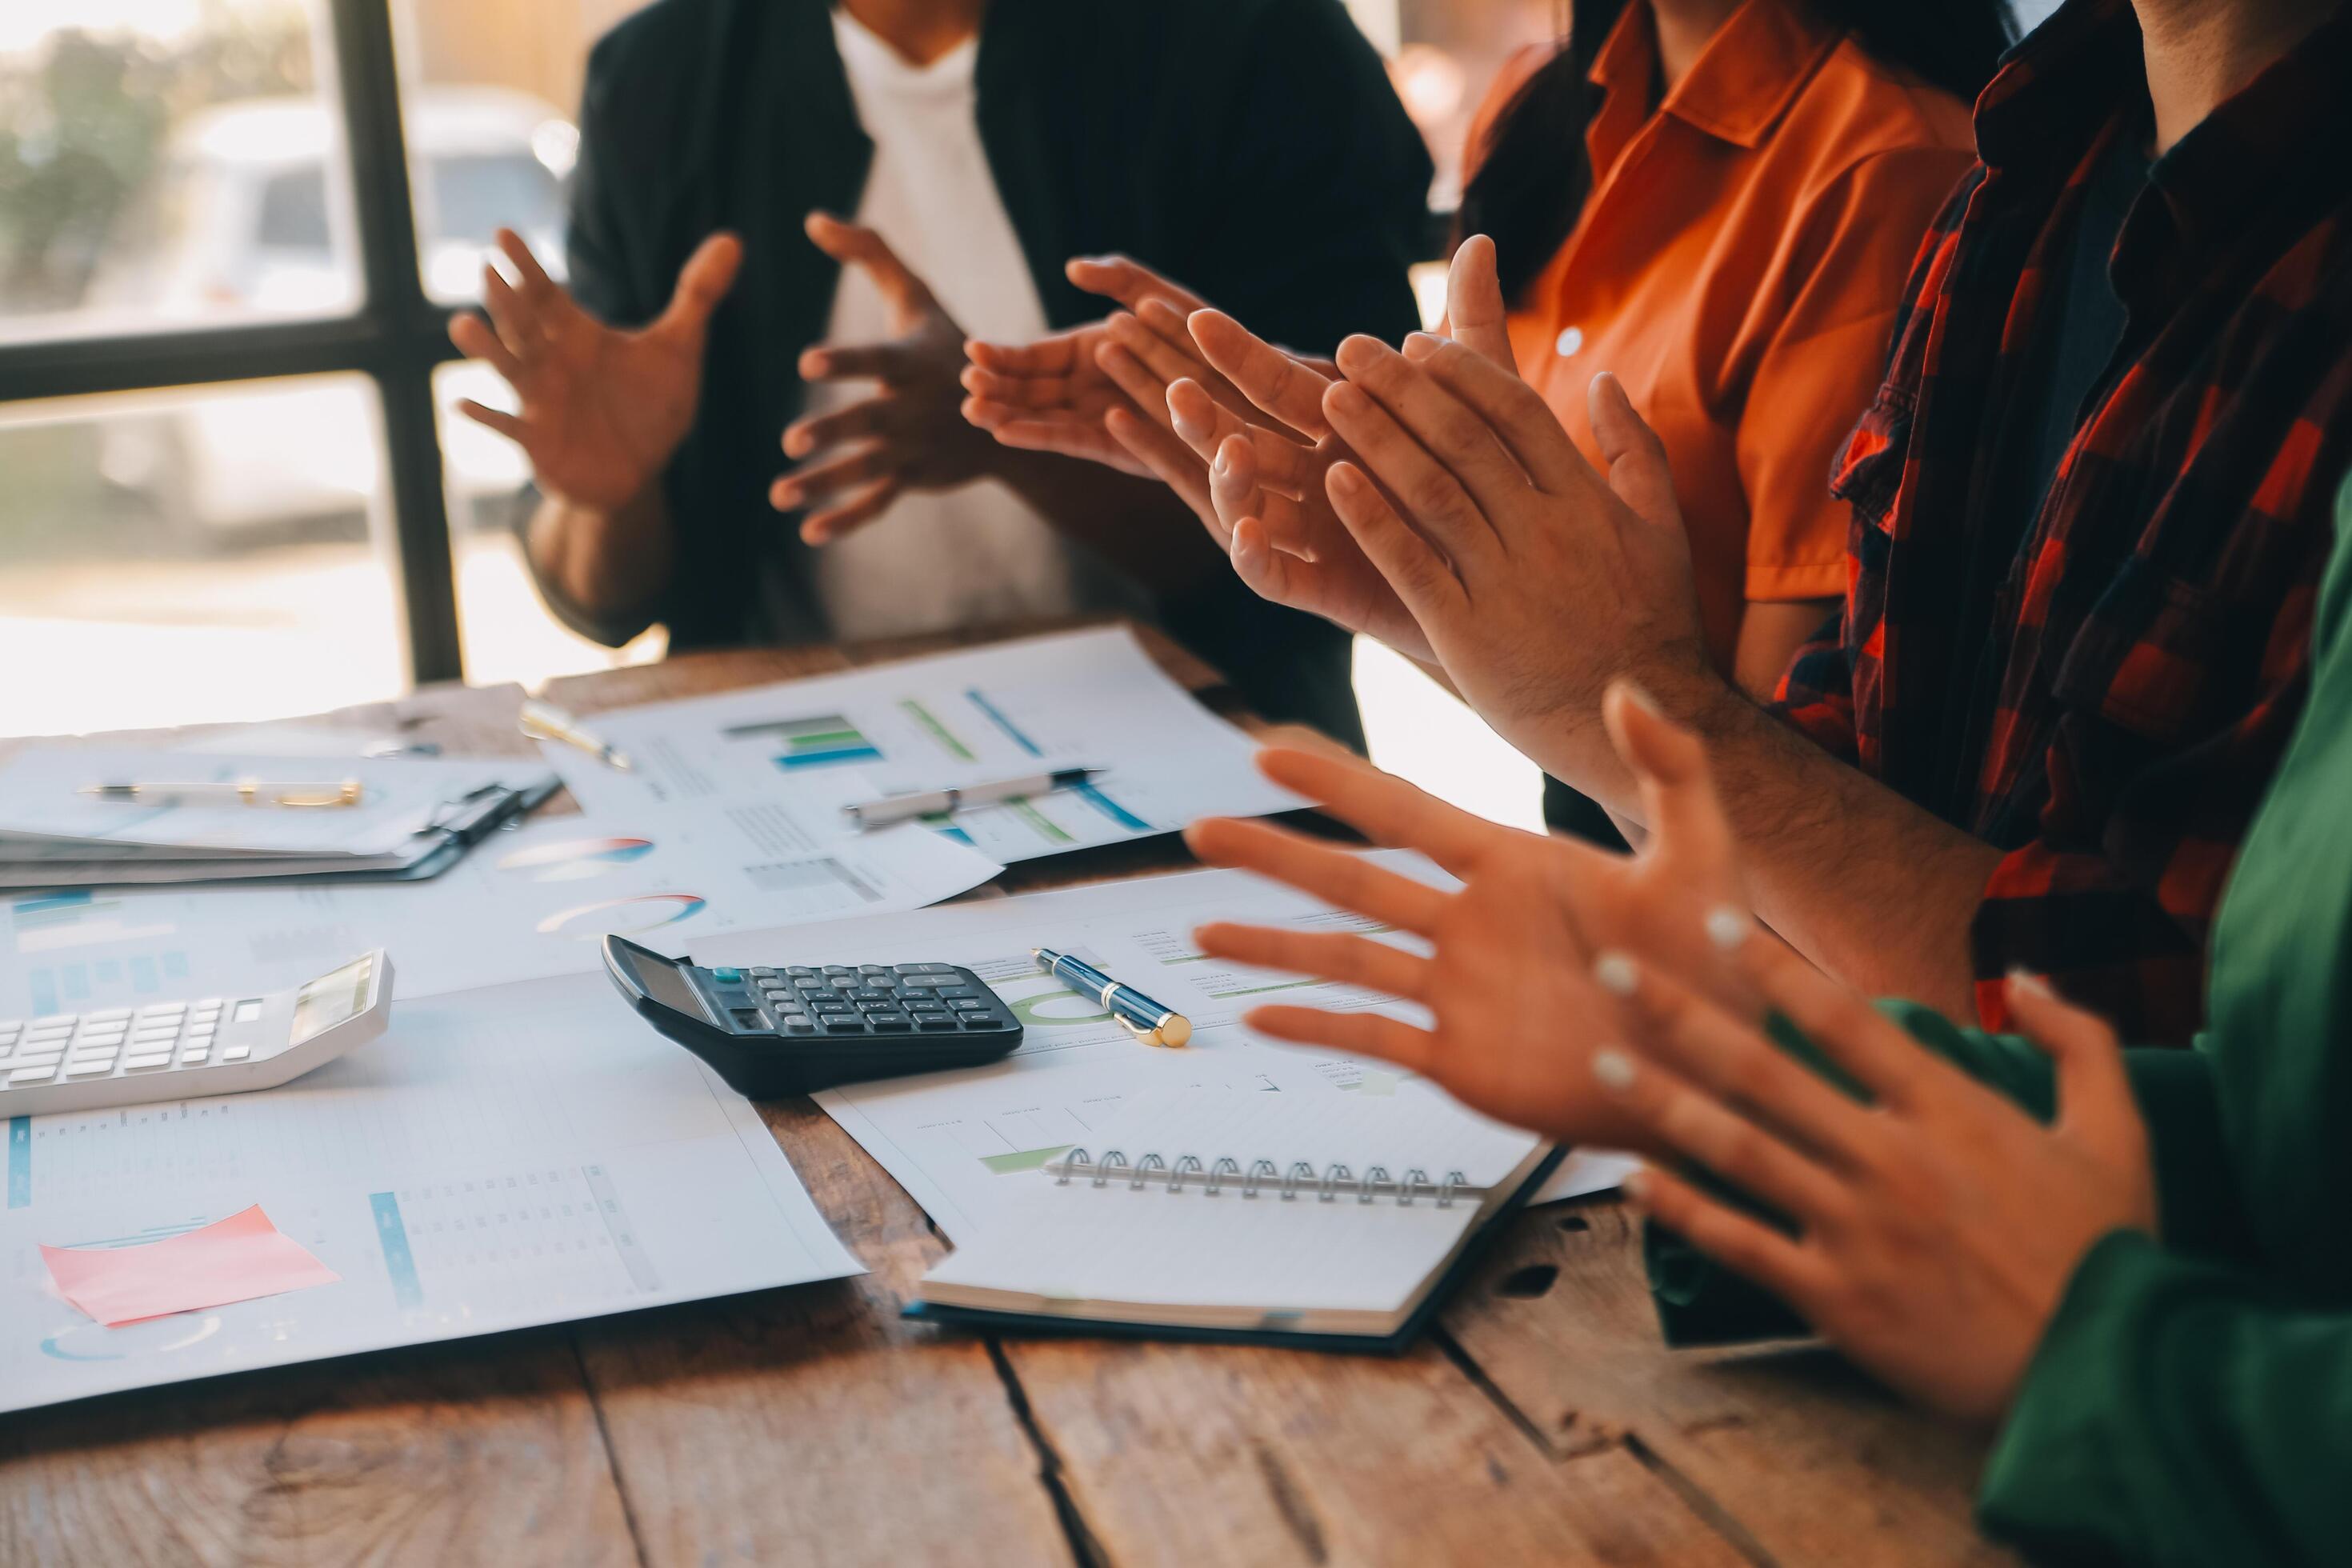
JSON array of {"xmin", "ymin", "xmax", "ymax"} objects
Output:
[
  {"xmin": 1594, "ymin": 669, "xmax": 1998, "ymax": 1018},
  {"xmin": 992, "ymin": 449, "xmax": 1224, "ymax": 590},
  {"xmin": 522, "ymin": 485, "xmax": 676, "ymax": 646}
]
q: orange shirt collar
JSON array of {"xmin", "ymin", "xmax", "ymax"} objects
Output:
[{"xmin": 1587, "ymin": 0, "xmax": 1841, "ymax": 176}]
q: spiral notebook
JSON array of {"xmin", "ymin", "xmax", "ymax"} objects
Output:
[{"xmin": 910, "ymin": 1087, "xmax": 1558, "ymax": 1351}]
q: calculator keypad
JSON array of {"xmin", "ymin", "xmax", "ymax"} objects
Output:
[
  {"xmin": 745, "ymin": 963, "xmax": 1015, "ymax": 1042},
  {"xmin": 0, "ymin": 998, "xmax": 242, "ymax": 1090}
]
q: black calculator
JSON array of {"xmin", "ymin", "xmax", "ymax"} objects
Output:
[{"xmin": 600, "ymin": 934, "xmax": 1025, "ymax": 1097}]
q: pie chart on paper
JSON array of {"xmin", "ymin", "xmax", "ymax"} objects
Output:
[
  {"xmin": 535, "ymin": 893, "xmax": 707, "ymax": 940},
  {"xmin": 497, "ymin": 836, "xmax": 656, "ymax": 882}
]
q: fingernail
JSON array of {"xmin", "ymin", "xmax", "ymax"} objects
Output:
[
  {"xmin": 1594, "ymin": 950, "xmax": 1638, "ymax": 997},
  {"xmin": 1704, "ymin": 906, "xmax": 1750, "ymax": 953},
  {"xmin": 800, "ymin": 353, "xmax": 827, "ymax": 378},
  {"xmin": 1326, "ymin": 382, "xmax": 1369, "ymax": 417},
  {"xmin": 1621, "ymin": 1169, "xmax": 1650, "ymax": 1204},
  {"xmin": 1334, "ymin": 335, "xmax": 1381, "ymax": 373},
  {"xmin": 2006, "ymin": 966, "xmax": 2053, "ymax": 999},
  {"xmin": 1402, "ymin": 331, "xmax": 1441, "ymax": 359},
  {"xmin": 1173, "ymin": 406, "xmax": 1205, "ymax": 442},
  {"xmin": 1210, "ymin": 446, "xmax": 1230, "ymax": 478},
  {"xmin": 1591, "ymin": 1047, "xmax": 1636, "ymax": 1094}
]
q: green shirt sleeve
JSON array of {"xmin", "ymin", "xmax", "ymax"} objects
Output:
[{"xmin": 1977, "ymin": 1229, "xmax": 2352, "ymax": 1566}]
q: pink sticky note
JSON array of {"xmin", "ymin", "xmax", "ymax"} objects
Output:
[{"xmin": 41, "ymin": 1205, "xmax": 341, "ymax": 1327}]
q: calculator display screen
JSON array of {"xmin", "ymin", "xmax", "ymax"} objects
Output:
[
  {"xmin": 291, "ymin": 955, "xmax": 374, "ymax": 1045},
  {"xmin": 628, "ymin": 953, "xmax": 714, "ymax": 1025}
]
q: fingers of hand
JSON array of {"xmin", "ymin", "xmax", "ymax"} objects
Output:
[
  {"xmin": 2004, "ymin": 972, "xmax": 2141, "ymax": 1154},
  {"xmin": 455, "ymin": 398, "xmax": 526, "ymax": 443},
  {"xmin": 1182, "ymin": 817, "xmax": 1450, "ymax": 935},
  {"xmin": 1239, "ymin": 1005, "xmax": 1437, "ymax": 1074},
  {"xmin": 1095, "ymin": 342, "xmax": 1179, "ymax": 431},
  {"xmin": 659, "ymin": 231, "xmax": 743, "ymax": 334},
  {"xmin": 1318, "ymin": 378, "xmax": 1493, "ymax": 566},
  {"xmin": 449, "ymin": 313, "xmax": 522, "ymax": 381},
  {"xmin": 494, "ymin": 228, "xmax": 557, "ymax": 298},
  {"xmin": 1066, "ymin": 254, "xmax": 1210, "ymax": 315},
  {"xmin": 1394, "ymin": 332, "xmax": 1590, "ymax": 495},
  {"xmin": 1189, "ymin": 309, "xmax": 1334, "ymax": 439},
  {"xmin": 1250, "ymin": 746, "xmax": 1503, "ymax": 881},
  {"xmin": 1443, "ymin": 234, "xmax": 1514, "ymax": 366},
  {"xmin": 1626, "ymin": 1164, "xmax": 1825, "ymax": 1310},
  {"xmin": 773, "ymin": 438, "xmax": 891, "ymax": 511},
  {"xmin": 1324, "ymin": 459, "xmax": 1465, "ymax": 616},
  {"xmin": 1107, "ymin": 310, "xmax": 1209, "ymax": 397},
  {"xmin": 1104, "ymin": 407, "xmax": 1215, "ymax": 521},
  {"xmin": 1716, "ymin": 921, "xmax": 1934, "ymax": 1110},
  {"xmin": 481, "ymin": 263, "xmax": 540, "ymax": 355},
  {"xmin": 960, "ymin": 358, "xmax": 1086, "ymax": 414},
  {"xmin": 1594, "ymin": 949, "xmax": 1880, "ymax": 1171},
  {"xmin": 1167, "ymin": 378, "xmax": 1248, "ymax": 462},
  {"xmin": 1594, "ymin": 1048, "xmax": 1847, "ymax": 1226},
  {"xmin": 800, "ymin": 342, "xmax": 912, "ymax": 383},
  {"xmin": 782, "ymin": 398, "xmax": 887, "ymax": 461},
  {"xmin": 798, "ymin": 477, "xmax": 900, "ymax": 543},
  {"xmin": 1192, "ymin": 921, "xmax": 1430, "ymax": 1005},
  {"xmin": 805, "ymin": 210, "xmax": 938, "ymax": 316},
  {"xmin": 1586, "ymin": 372, "xmax": 1681, "ymax": 528},
  {"xmin": 1601, "ymin": 682, "xmax": 1738, "ymax": 880},
  {"xmin": 1336, "ymin": 334, "xmax": 1533, "ymax": 518}
]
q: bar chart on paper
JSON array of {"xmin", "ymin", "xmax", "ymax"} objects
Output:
[{"xmin": 538, "ymin": 628, "xmax": 1301, "ymax": 862}]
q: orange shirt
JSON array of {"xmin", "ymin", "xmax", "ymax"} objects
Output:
[{"xmin": 1470, "ymin": 0, "xmax": 1975, "ymax": 666}]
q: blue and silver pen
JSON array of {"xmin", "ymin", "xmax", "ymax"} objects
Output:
[{"xmin": 1032, "ymin": 947, "xmax": 1193, "ymax": 1048}]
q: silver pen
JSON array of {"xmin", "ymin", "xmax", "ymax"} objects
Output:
[{"xmin": 844, "ymin": 766, "xmax": 1106, "ymax": 830}]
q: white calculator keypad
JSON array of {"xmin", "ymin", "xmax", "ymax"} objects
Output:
[{"xmin": 0, "ymin": 998, "xmax": 247, "ymax": 1090}]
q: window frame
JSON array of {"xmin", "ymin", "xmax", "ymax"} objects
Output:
[{"xmin": 0, "ymin": 0, "xmax": 467, "ymax": 686}]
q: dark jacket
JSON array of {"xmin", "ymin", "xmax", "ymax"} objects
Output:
[{"xmin": 551, "ymin": 0, "xmax": 1434, "ymax": 742}]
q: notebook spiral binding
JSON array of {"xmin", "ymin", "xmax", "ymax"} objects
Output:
[{"xmin": 1047, "ymin": 1148, "xmax": 1478, "ymax": 1207}]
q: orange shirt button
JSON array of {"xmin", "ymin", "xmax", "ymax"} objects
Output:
[{"xmin": 1554, "ymin": 326, "xmax": 1584, "ymax": 357}]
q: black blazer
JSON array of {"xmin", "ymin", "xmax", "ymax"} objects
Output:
[{"xmin": 556, "ymin": 0, "xmax": 1432, "ymax": 736}]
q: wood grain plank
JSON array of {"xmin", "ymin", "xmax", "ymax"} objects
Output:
[
  {"xmin": 572, "ymin": 1099, "xmax": 1075, "ymax": 1568},
  {"xmin": 0, "ymin": 1332, "xmax": 634, "ymax": 1568},
  {"xmin": 1443, "ymin": 1202, "xmax": 2015, "ymax": 1567},
  {"xmin": 1000, "ymin": 1332, "xmax": 1750, "ymax": 1568}
]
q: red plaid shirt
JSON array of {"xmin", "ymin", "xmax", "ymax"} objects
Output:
[{"xmin": 1773, "ymin": 0, "xmax": 2352, "ymax": 1043}]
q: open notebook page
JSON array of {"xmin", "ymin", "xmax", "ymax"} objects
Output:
[{"xmin": 919, "ymin": 1088, "xmax": 1546, "ymax": 1336}]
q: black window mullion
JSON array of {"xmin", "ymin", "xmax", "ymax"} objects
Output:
[{"xmin": 330, "ymin": 0, "xmax": 465, "ymax": 686}]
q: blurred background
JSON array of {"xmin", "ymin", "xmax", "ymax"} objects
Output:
[{"xmin": 0, "ymin": 0, "xmax": 2062, "ymax": 830}]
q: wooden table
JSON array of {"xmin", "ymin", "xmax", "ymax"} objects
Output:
[{"xmin": 0, "ymin": 622, "xmax": 2010, "ymax": 1567}]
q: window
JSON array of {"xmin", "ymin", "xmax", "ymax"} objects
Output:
[{"xmin": 0, "ymin": 0, "xmax": 662, "ymax": 741}]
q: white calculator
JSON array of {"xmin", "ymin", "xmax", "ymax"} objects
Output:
[{"xmin": 0, "ymin": 950, "xmax": 392, "ymax": 1116}]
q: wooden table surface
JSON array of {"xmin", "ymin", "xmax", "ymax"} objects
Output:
[{"xmin": 0, "ymin": 621, "xmax": 2009, "ymax": 1567}]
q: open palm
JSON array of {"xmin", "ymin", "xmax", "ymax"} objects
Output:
[{"xmin": 452, "ymin": 229, "xmax": 741, "ymax": 513}]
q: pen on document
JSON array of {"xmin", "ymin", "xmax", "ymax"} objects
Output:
[
  {"xmin": 78, "ymin": 778, "xmax": 366, "ymax": 808},
  {"xmin": 844, "ymin": 766, "xmax": 1106, "ymax": 830},
  {"xmin": 1033, "ymin": 946, "xmax": 1193, "ymax": 1048},
  {"xmin": 520, "ymin": 700, "xmax": 633, "ymax": 771}
]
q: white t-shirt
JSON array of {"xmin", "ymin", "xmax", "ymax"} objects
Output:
[{"xmin": 809, "ymin": 8, "xmax": 1130, "ymax": 639}]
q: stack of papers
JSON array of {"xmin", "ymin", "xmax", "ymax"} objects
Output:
[{"xmin": 0, "ymin": 750, "xmax": 557, "ymax": 888}]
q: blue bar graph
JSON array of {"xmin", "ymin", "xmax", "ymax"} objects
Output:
[
  {"xmin": 1075, "ymin": 781, "xmax": 1150, "ymax": 832},
  {"xmin": 7, "ymin": 1118, "xmax": 28, "ymax": 1210},
  {"xmin": 966, "ymin": 687, "xmax": 1043, "ymax": 756},
  {"xmin": 370, "ymin": 1192, "xmax": 425, "ymax": 1310}
]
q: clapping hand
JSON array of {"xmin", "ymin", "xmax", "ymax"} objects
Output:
[
  {"xmin": 959, "ymin": 255, "xmax": 1220, "ymax": 478},
  {"xmin": 450, "ymin": 227, "xmax": 742, "ymax": 512},
  {"xmin": 1183, "ymin": 682, "xmax": 1757, "ymax": 1148},
  {"xmin": 774, "ymin": 213, "xmax": 1006, "ymax": 542},
  {"xmin": 1598, "ymin": 930, "xmax": 2155, "ymax": 1422},
  {"xmin": 1313, "ymin": 237, "xmax": 1712, "ymax": 790}
]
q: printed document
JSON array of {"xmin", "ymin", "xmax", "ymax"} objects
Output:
[
  {"xmin": 538, "ymin": 627, "xmax": 1302, "ymax": 862},
  {"xmin": 0, "ymin": 972, "xmax": 862, "ymax": 1413}
]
